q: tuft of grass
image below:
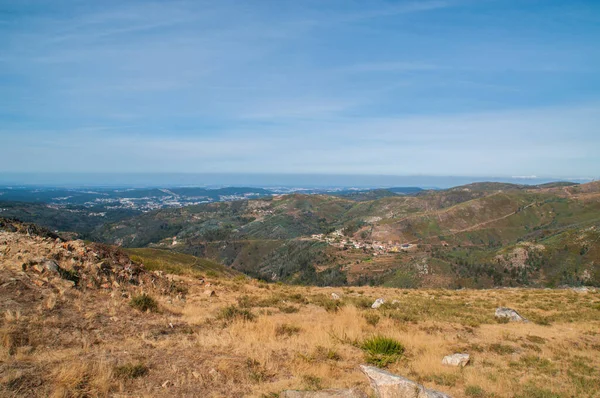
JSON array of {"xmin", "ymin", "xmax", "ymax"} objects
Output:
[
  {"xmin": 279, "ymin": 305, "xmax": 300, "ymax": 314},
  {"xmin": 423, "ymin": 372, "xmax": 459, "ymax": 387},
  {"xmin": 129, "ymin": 294, "xmax": 158, "ymax": 312},
  {"xmin": 246, "ymin": 359, "xmax": 271, "ymax": 383},
  {"xmin": 364, "ymin": 312, "xmax": 380, "ymax": 326},
  {"xmin": 114, "ymin": 363, "xmax": 149, "ymax": 379},
  {"xmin": 275, "ymin": 324, "xmax": 301, "ymax": 338},
  {"xmin": 302, "ymin": 375, "xmax": 323, "ymax": 390},
  {"xmin": 488, "ymin": 343, "xmax": 517, "ymax": 355},
  {"xmin": 217, "ymin": 305, "xmax": 256, "ymax": 323},
  {"xmin": 360, "ymin": 335, "xmax": 405, "ymax": 367},
  {"xmin": 526, "ymin": 335, "xmax": 546, "ymax": 344},
  {"xmin": 514, "ymin": 383, "xmax": 564, "ymax": 398},
  {"xmin": 465, "ymin": 385, "xmax": 487, "ymax": 397}
]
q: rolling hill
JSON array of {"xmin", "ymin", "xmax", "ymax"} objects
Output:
[{"xmin": 88, "ymin": 181, "xmax": 600, "ymax": 288}]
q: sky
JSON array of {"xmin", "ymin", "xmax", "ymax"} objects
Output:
[{"xmin": 1, "ymin": 0, "xmax": 599, "ymax": 181}]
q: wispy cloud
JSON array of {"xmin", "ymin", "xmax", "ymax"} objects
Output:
[{"xmin": 1, "ymin": 0, "xmax": 599, "ymax": 177}]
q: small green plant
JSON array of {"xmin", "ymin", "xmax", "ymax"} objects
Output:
[
  {"xmin": 514, "ymin": 383, "xmax": 564, "ymax": 398},
  {"xmin": 526, "ymin": 335, "xmax": 546, "ymax": 344},
  {"xmin": 423, "ymin": 372, "xmax": 459, "ymax": 387},
  {"xmin": 302, "ymin": 375, "xmax": 323, "ymax": 390},
  {"xmin": 488, "ymin": 343, "xmax": 516, "ymax": 355},
  {"xmin": 360, "ymin": 335, "xmax": 405, "ymax": 367},
  {"xmin": 246, "ymin": 358, "xmax": 271, "ymax": 383},
  {"xmin": 275, "ymin": 324, "xmax": 301, "ymax": 337},
  {"xmin": 465, "ymin": 385, "xmax": 486, "ymax": 397},
  {"xmin": 279, "ymin": 305, "xmax": 300, "ymax": 313},
  {"xmin": 217, "ymin": 305, "xmax": 256, "ymax": 323},
  {"xmin": 130, "ymin": 294, "xmax": 158, "ymax": 312},
  {"xmin": 314, "ymin": 346, "xmax": 341, "ymax": 361},
  {"xmin": 114, "ymin": 363, "xmax": 149, "ymax": 379}
]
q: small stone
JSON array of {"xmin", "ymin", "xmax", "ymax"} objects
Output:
[
  {"xmin": 204, "ymin": 290, "xmax": 216, "ymax": 297},
  {"xmin": 331, "ymin": 293, "xmax": 341, "ymax": 300},
  {"xmin": 371, "ymin": 298, "xmax": 385, "ymax": 309},
  {"xmin": 442, "ymin": 353, "xmax": 470, "ymax": 367},
  {"xmin": 162, "ymin": 380, "xmax": 171, "ymax": 388}
]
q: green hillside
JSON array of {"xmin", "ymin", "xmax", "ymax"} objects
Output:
[{"xmin": 125, "ymin": 247, "xmax": 240, "ymax": 278}]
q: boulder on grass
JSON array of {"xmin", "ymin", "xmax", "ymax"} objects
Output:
[
  {"xmin": 360, "ymin": 365, "xmax": 451, "ymax": 398},
  {"xmin": 371, "ymin": 298, "xmax": 385, "ymax": 309},
  {"xmin": 495, "ymin": 307, "xmax": 527, "ymax": 322},
  {"xmin": 281, "ymin": 389, "xmax": 367, "ymax": 398},
  {"xmin": 441, "ymin": 353, "xmax": 470, "ymax": 367}
]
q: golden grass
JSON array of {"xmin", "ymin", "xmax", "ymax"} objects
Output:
[{"xmin": 2, "ymin": 271, "xmax": 599, "ymax": 397}]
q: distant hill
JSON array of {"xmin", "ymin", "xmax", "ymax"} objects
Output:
[{"xmin": 87, "ymin": 181, "xmax": 600, "ymax": 288}]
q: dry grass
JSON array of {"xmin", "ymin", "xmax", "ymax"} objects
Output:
[{"xmin": 1, "ymin": 265, "xmax": 599, "ymax": 397}]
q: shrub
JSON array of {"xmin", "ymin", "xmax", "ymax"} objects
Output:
[
  {"xmin": 279, "ymin": 305, "xmax": 300, "ymax": 314},
  {"xmin": 526, "ymin": 335, "xmax": 546, "ymax": 344},
  {"xmin": 246, "ymin": 359, "xmax": 271, "ymax": 383},
  {"xmin": 424, "ymin": 372, "xmax": 459, "ymax": 387},
  {"xmin": 465, "ymin": 385, "xmax": 486, "ymax": 397},
  {"xmin": 114, "ymin": 363, "xmax": 149, "ymax": 379},
  {"xmin": 488, "ymin": 343, "xmax": 516, "ymax": 355},
  {"xmin": 275, "ymin": 324, "xmax": 301, "ymax": 337},
  {"xmin": 360, "ymin": 335, "xmax": 405, "ymax": 367},
  {"xmin": 314, "ymin": 346, "xmax": 341, "ymax": 361},
  {"xmin": 130, "ymin": 294, "xmax": 158, "ymax": 312},
  {"xmin": 302, "ymin": 375, "xmax": 323, "ymax": 390},
  {"xmin": 364, "ymin": 312, "xmax": 380, "ymax": 326},
  {"xmin": 217, "ymin": 305, "xmax": 256, "ymax": 323}
]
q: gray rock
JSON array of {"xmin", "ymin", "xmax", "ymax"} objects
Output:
[
  {"xmin": 441, "ymin": 353, "xmax": 470, "ymax": 367},
  {"xmin": 495, "ymin": 307, "xmax": 527, "ymax": 322},
  {"xmin": 281, "ymin": 389, "xmax": 367, "ymax": 398},
  {"xmin": 43, "ymin": 259, "xmax": 59, "ymax": 273},
  {"xmin": 360, "ymin": 365, "xmax": 451, "ymax": 398},
  {"xmin": 371, "ymin": 298, "xmax": 385, "ymax": 309}
]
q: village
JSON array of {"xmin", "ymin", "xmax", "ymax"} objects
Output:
[{"xmin": 310, "ymin": 229, "xmax": 417, "ymax": 255}]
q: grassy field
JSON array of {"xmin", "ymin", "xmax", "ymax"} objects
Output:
[{"xmin": 3, "ymin": 264, "xmax": 599, "ymax": 397}]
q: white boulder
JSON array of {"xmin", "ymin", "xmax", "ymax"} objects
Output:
[
  {"xmin": 360, "ymin": 365, "xmax": 451, "ymax": 398},
  {"xmin": 371, "ymin": 298, "xmax": 385, "ymax": 309},
  {"xmin": 495, "ymin": 307, "xmax": 527, "ymax": 322},
  {"xmin": 442, "ymin": 353, "xmax": 470, "ymax": 367}
]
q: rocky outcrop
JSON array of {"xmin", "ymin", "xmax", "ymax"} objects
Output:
[
  {"xmin": 495, "ymin": 307, "xmax": 527, "ymax": 322},
  {"xmin": 360, "ymin": 365, "xmax": 451, "ymax": 398},
  {"xmin": 442, "ymin": 353, "xmax": 470, "ymax": 367},
  {"xmin": 281, "ymin": 389, "xmax": 367, "ymax": 398}
]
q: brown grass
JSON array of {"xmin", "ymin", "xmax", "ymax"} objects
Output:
[{"xmin": 1, "ymin": 260, "xmax": 599, "ymax": 397}]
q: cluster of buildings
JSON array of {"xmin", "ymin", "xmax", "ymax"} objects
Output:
[{"xmin": 311, "ymin": 230, "xmax": 416, "ymax": 255}]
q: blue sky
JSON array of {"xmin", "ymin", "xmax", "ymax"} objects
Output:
[{"xmin": 1, "ymin": 0, "xmax": 599, "ymax": 179}]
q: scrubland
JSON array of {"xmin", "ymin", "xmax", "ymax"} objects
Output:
[{"xmin": 2, "ymin": 268, "xmax": 599, "ymax": 397}]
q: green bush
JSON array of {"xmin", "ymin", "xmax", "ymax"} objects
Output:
[
  {"xmin": 360, "ymin": 335, "xmax": 405, "ymax": 367},
  {"xmin": 130, "ymin": 294, "xmax": 158, "ymax": 312},
  {"xmin": 217, "ymin": 305, "xmax": 256, "ymax": 323}
]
